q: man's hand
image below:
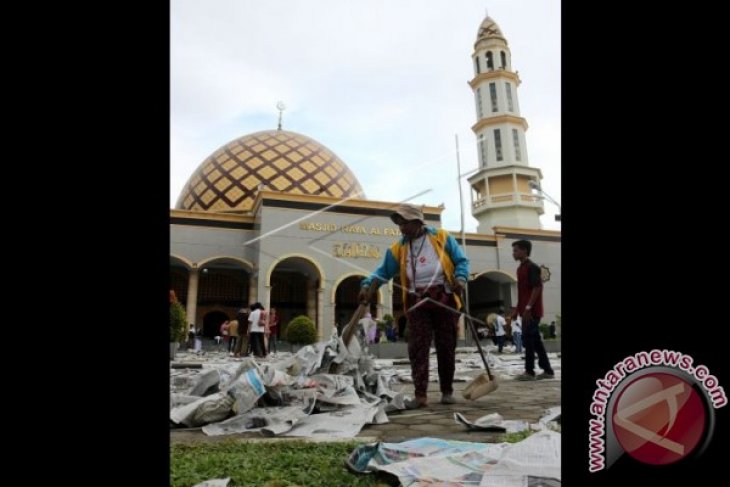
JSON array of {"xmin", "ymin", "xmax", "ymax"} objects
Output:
[
  {"xmin": 522, "ymin": 308, "xmax": 533, "ymax": 324},
  {"xmin": 452, "ymin": 278, "xmax": 466, "ymax": 296},
  {"xmin": 358, "ymin": 287, "xmax": 371, "ymax": 304}
]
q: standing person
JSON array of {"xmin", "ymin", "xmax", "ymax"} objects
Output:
[
  {"xmin": 511, "ymin": 315, "xmax": 523, "ymax": 354},
  {"xmin": 549, "ymin": 321, "xmax": 557, "ymax": 338},
  {"xmin": 228, "ymin": 319, "xmax": 239, "ymax": 355},
  {"xmin": 233, "ymin": 306, "xmax": 249, "ymax": 357},
  {"xmin": 219, "ymin": 320, "xmax": 230, "ymax": 348},
  {"xmin": 268, "ymin": 308, "xmax": 280, "ymax": 354},
  {"xmin": 397, "ymin": 315, "xmax": 407, "ymax": 341},
  {"xmin": 187, "ymin": 324, "xmax": 196, "ymax": 350},
  {"xmin": 494, "ymin": 309, "xmax": 506, "ymax": 353},
  {"xmin": 260, "ymin": 306, "xmax": 270, "ymax": 355},
  {"xmin": 510, "ymin": 240, "xmax": 554, "ymax": 380},
  {"xmin": 248, "ymin": 303, "xmax": 267, "ymax": 358},
  {"xmin": 359, "ymin": 203, "xmax": 469, "ymax": 409}
]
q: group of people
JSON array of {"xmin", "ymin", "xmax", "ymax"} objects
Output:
[
  {"xmin": 357, "ymin": 203, "xmax": 555, "ymax": 409},
  {"xmin": 356, "ymin": 313, "xmax": 400, "ymax": 344},
  {"xmin": 490, "ymin": 309, "xmax": 522, "ymax": 354},
  {"xmin": 219, "ymin": 304, "xmax": 280, "ymax": 358}
]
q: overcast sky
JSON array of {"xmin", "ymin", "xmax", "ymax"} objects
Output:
[{"xmin": 171, "ymin": 0, "xmax": 561, "ymax": 232}]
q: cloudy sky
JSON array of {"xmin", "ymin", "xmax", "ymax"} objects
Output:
[{"xmin": 171, "ymin": 0, "xmax": 561, "ymax": 232}]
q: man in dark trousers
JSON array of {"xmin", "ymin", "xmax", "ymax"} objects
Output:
[{"xmin": 510, "ymin": 240, "xmax": 555, "ymax": 380}]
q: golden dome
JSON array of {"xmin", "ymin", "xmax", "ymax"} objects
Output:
[{"xmin": 176, "ymin": 129, "xmax": 365, "ymax": 212}]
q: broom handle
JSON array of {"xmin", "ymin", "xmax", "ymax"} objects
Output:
[{"xmin": 461, "ymin": 290, "xmax": 492, "ymax": 376}]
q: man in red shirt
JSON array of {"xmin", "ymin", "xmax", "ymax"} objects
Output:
[{"xmin": 510, "ymin": 240, "xmax": 555, "ymax": 380}]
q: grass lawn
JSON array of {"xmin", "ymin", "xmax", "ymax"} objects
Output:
[
  {"xmin": 171, "ymin": 433, "xmax": 539, "ymax": 486},
  {"xmin": 170, "ymin": 440, "xmax": 388, "ymax": 487}
]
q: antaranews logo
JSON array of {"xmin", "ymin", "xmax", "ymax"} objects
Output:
[{"xmin": 588, "ymin": 350, "xmax": 726, "ymax": 472}]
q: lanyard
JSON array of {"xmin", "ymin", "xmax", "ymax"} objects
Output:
[{"xmin": 409, "ymin": 234, "xmax": 427, "ymax": 290}]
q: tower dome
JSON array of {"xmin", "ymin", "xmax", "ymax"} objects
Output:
[
  {"xmin": 176, "ymin": 130, "xmax": 365, "ymax": 212},
  {"xmin": 475, "ymin": 16, "xmax": 508, "ymax": 48}
]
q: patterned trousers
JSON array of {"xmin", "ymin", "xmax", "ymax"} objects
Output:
[{"xmin": 406, "ymin": 292, "xmax": 459, "ymax": 399}]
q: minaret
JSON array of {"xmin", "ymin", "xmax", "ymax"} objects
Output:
[{"xmin": 467, "ymin": 16, "xmax": 544, "ymax": 232}]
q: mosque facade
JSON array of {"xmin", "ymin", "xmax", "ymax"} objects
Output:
[{"xmin": 170, "ymin": 15, "xmax": 561, "ymax": 339}]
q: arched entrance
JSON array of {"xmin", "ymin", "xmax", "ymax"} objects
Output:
[
  {"xmin": 203, "ymin": 310, "xmax": 229, "ymax": 338},
  {"xmin": 334, "ymin": 275, "xmax": 378, "ymax": 334},
  {"xmin": 269, "ymin": 256, "xmax": 322, "ymax": 334},
  {"xmin": 196, "ymin": 258, "xmax": 251, "ymax": 336},
  {"xmin": 468, "ymin": 270, "xmax": 517, "ymax": 325}
]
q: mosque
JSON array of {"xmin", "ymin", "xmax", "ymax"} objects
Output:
[{"xmin": 170, "ymin": 15, "xmax": 561, "ymax": 339}]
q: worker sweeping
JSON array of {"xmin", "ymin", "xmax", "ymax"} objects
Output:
[{"xmin": 358, "ymin": 203, "xmax": 469, "ymax": 409}]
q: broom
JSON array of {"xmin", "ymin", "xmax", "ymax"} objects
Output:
[
  {"xmin": 340, "ymin": 278, "xmax": 379, "ymax": 348},
  {"xmin": 453, "ymin": 134, "xmax": 498, "ymax": 400},
  {"xmin": 461, "ymin": 290, "xmax": 499, "ymax": 400}
]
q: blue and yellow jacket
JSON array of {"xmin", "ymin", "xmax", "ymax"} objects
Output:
[{"xmin": 361, "ymin": 226, "xmax": 469, "ymax": 311}]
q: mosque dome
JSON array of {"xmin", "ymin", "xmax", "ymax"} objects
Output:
[{"xmin": 176, "ymin": 129, "xmax": 365, "ymax": 212}]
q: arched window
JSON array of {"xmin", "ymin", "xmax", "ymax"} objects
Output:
[
  {"xmin": 494, "ymin": 129, "xmax": 503, "ymax": 161},
  {"xmin": 475, "ymin": 56, "xmax": 481, "ymax": 74},
  {"xmin": 486, "ymin": 51, "xmax": 494, "ymax": 71},
  {"xmin": 500, "ymin": 51, "xmax": 507, "ymax": 69}
]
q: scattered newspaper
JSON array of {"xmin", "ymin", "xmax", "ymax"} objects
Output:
[
  {"xmin": 454, "ymin": 412, "xmax": 529, "ymax": 433},
  {"xmin": 191, "ymin": 478, "xmax": 229, "ymax": 487},
  {"xmin": 479, "ymin": 431, "xmax": 561, "ymax": 486},
  {"xmin": 202, "ymin": 404, "xmax": 314, "ymax": 437},
  {"xmin": 346, "ymin": 432, "xmax": 561, "ymax": 487},
  {"xmin": 286, "ymin": 403, "xmax": 385, "ymax": 438}
]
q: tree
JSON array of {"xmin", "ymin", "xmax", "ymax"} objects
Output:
[{"xmin": 169, "ymin": 294, "xmax": 187, "ymax": 343}]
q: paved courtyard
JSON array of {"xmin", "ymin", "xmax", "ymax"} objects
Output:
[{"xmin": 171, "ymin": 350, "xmax": 560, "ymax": 445}]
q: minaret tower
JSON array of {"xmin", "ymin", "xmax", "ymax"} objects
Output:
[{"xmin": 467, "ymin": 16, "xmax": 544, "ymax": 231}]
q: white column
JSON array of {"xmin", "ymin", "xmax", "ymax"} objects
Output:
[
  {"xmin": 186, "ymin": 268, "xmax": 199, "ymax": 327},
  {"xmin": 306, "ymin": 279, "xmax": 316, "ymax": 323},
  {"xmin": 317, "ymin": 288, "xmax": 325, "ymax": 339},
  {"xmin": 510, "ymin": 282, "xmax": 518, "ymax": 308},
  {"xmin": 265, "ymin": 285, "xmax": 272, "ymax": 313},
  {"xmin": 248, "ymin": 273, "xmax": 257, "ymax": 305}
]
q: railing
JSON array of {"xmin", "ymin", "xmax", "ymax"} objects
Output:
[{"xmin": 473, "ymin": 192, "xmax": 545, "ymax": 209}]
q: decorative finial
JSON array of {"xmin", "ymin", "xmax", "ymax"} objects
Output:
[{"xmin": 276, "ymin": 101, "xmax": 286, "ymax": 131}]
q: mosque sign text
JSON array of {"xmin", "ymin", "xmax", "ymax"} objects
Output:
[
  {"xmin": 333, "ymin": 243, "xmax": 382, "ymax": 259},
  {"xmin": 299, "ymin": 222, "xmax": 401, "ymax": 236}
]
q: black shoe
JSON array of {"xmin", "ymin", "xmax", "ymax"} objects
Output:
[{"xmin": 536, "ymin": 372, "xmax": 555, "ymax": 380}]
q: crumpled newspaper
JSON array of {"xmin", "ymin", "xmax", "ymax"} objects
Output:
[{"xmin": 191, "ymin": 478, "xmax": 230, "ymax": 487}]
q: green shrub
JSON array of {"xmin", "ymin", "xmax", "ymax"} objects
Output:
[
  {"xmin": 170, "ymin": 301, "xmax": 187, "ymax": 342},
  {"xmin": 285, "ymin": 315, "xmax": 317, "ymax": 344}
]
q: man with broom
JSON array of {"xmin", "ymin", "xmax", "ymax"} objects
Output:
[{"xmin": 358, "ymin": 203, "xmax": 469, "ymax": 409}]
